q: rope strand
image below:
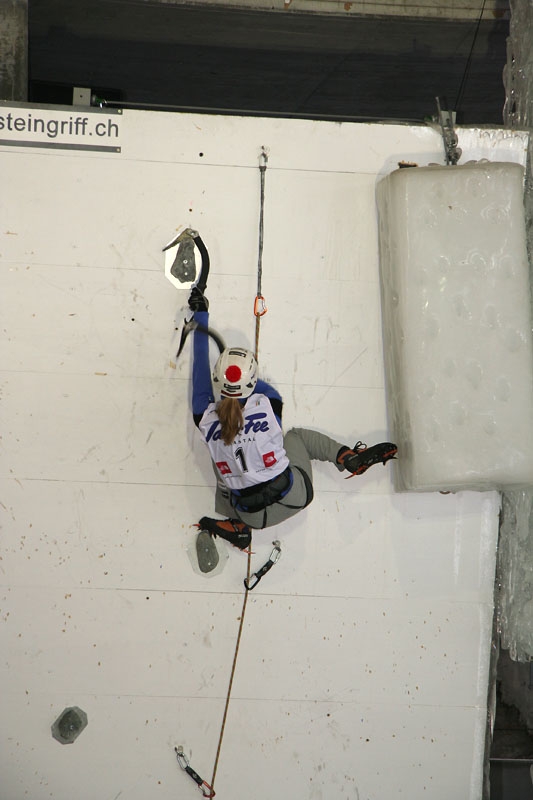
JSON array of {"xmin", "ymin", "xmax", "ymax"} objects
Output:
[
  {"xmin": 210, "ymin": 147, "xmax": 269, "ymax": 793},
  {"xmin": 455, "ymin": 0, "xmax": 488, "ymax": 113},
  {"xmin": 254, "ymin": 147, "xmax": 268, "ymax": 360},
  {"xmin": 210, "ymin": 548, "xmax": 252, "ymax": 790},
  {"xmin": 257, "ymin": 148, "xmax": 267, "ymax": 298}
]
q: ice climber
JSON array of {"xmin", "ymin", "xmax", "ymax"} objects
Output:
[{"xmin": 189, "ymin": 287, "xmax": 398, "ymax": 552}]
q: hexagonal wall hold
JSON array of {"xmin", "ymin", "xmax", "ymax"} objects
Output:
[{"xmin": 51, "ymin": 706, "xmax": 88, "ymax": 744}]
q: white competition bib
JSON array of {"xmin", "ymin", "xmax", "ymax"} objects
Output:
[{"xmin": 198, "ymin": 394, "xmax": 289, "ymax": 490}]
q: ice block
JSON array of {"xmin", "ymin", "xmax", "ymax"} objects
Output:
[{"xmin": 377, "ymin": 161, "xmax": 533, "ymax": 492}]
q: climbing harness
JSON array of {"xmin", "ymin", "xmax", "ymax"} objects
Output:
[
  {"xmin": 175, "ymin": 747, "xmax": 216, "ymax": 798},
  {"xmin": 244, "ymin": 541, "xmax": 282, "ymax": 591}
]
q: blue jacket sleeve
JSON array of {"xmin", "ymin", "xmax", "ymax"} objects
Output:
[
  {"xmin": 255, "ymin": 379, "xmax": 282, "ymax": 402},
  {"xmin": 192, "ymin": 311, "xmax": 214, "ymax": 421},
  {"xmin": 255, "ymin": 379, "xmax": 283, "ymax": 424}
]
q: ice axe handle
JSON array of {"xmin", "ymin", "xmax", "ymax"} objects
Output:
[{"xmin": 192, "ymin": 234, "xmax": 209, "ymax": 295}]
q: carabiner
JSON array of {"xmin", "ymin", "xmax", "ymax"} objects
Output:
[
  {"xmin": 199, "ymin": 782, "xmax": 216, "ymax": 798},
  {"xmin": 175, "ymin": 746, "xmax": 189, "ymax": 770},
  {"xmin": 259, "ymin": 147, "xmax": 269, "ymax": 169},
  {"xmin": 244, "ymin": 572, "xmax": 261, "ymax": 591},
  {"xmin": 175, "ymin": 747, "xmax": 216, "ymax": 797},
  {"xmin": 254, "ymin": 294, "xmax": 267, "ymax": 317},
  {"xmin": 244, "ymin": 541, "xmax": 282, "ymax": 591},
  {"xmin": 270, "ymin": 541, "xmax": 281, "ymax": 563}
]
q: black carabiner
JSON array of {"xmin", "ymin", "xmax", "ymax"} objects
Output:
[{"xmin": 244, "ymin": 542, "xmax": 281, "ymax": 591}]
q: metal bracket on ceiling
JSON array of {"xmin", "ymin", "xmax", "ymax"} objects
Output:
[{"xmin": 435, "ymin": 96, "xmax": 462, "ymax": 166}]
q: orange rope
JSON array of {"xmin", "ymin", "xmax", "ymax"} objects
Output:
[
  {"xmin": 210, "ymin": 549, "xmax": 252, "ymax": 791},
  {"xmin": 210, "ymin": 148, "xmax": 268, "ymax": 793}
]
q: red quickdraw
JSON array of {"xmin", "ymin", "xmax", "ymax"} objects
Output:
[
  {"xmin": 254, "ymin": 293, "xmax": 268, "ymax": 317},
  {"xmin": 175, "ymin": 747, "xmax": 216, "ymax": 798}
]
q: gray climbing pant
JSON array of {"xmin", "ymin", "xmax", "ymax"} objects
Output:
[{"xmin": 213, "ymin": 427, "xmax": 346, "ymax": 530}]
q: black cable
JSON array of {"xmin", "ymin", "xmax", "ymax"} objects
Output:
[
  {"xmin": 455, "ymin": 0, "xmax": 488, "ymax": 113},
  {"xmin": 98, "ymin": 98, "xmax": 422, "ymax": 125}
]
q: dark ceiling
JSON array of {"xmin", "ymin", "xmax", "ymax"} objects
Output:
[{"xmin": 28, "ymin": 0, "xmax": 510, "ymax": 125}]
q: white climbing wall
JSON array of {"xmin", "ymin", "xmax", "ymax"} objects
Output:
[{"xmin": 0, "ymin": 107, "xmax": 528, "ymax": 799}]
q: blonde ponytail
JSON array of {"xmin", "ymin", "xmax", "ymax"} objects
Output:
[{"xmin": 217, "ymin": 397, "xmax": 244, "ymax": 445}]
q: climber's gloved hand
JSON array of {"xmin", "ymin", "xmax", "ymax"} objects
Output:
[{"xmin": 188, "ymin": 287, "xmax": 209, "ymax": 312}]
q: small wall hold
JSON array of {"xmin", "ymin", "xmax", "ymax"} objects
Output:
[
  {"xmin": 196, "ymin": 530, "xmax": 220, "ymax": 573},
  {"xmin": 170, "ymin": 237, "xmax": 196, "ymax": 283},
  {"xmin": 51, "ymin": 706, "xmax": 88, "ymax": 744}
]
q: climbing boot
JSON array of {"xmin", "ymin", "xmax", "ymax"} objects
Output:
[
  {"xmin": 198, "ymin": 517, "xmax": 252, "ymax": 551},
  {"xmin": 337, "ymin": 441, "xmax": 397, "ymax": 478}
]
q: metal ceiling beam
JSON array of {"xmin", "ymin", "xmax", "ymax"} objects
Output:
[{"xmin": 97, "ymin": 0, "xmax": 509, "ymax": 22}]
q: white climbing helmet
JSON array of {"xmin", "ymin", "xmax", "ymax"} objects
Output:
[{"xmin": 213, "ymin": 347, "xmax": 258, "ymax": 398}]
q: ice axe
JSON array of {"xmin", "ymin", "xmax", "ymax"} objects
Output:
[{"xmin": 163, "ymin": 228, "xmax": 225, "ymax": 365}]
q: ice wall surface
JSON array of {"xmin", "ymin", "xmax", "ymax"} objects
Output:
[
  {"xmin": 0, "ymin": 111, "xmax": 526, "ymax": 798},
  {"xmin": 498, "ymin": 0, "xmax": 533, "ymax": 663},
  {"xmin": 377, "ymin": 161, "xmax": 533, "ymax": 493}
]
